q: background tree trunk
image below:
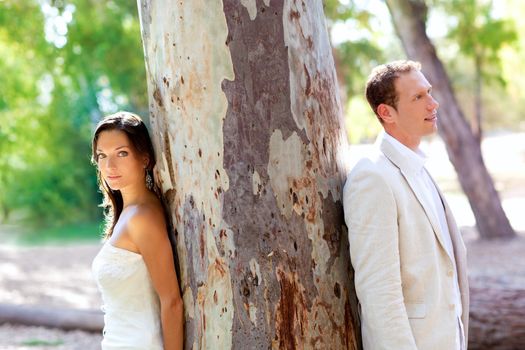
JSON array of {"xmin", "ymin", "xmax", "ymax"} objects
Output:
[
  {"xmin": 385, "ymin": 0, "xmax": 515, "ymax": 240},
  {"xmin": 137, "ymin": 1, "xmax": 360, "ymax": 349},
  {"xmin": 0, "ymin": 303, "xmax": 103, "ymax": 333},
  {"xmin": 473, "ymin": 55, "xmax": 483, "ymax": 142}
]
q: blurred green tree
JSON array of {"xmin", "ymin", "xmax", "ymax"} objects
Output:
[
  {"xmin": 323, "ymin": 0, "xmax": 397, "ymax": 143},
  {"xmin": 437, "ymin": 0, "xmax": 517, "ymax": 140},
  {"xmin": 0, "ymin": 0, "xmax": 147, "ymax": 227}
]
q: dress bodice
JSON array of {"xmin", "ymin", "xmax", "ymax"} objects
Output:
[{"xmin": 92, "ymin": 242, "xmax": 163, "ymax": 349}]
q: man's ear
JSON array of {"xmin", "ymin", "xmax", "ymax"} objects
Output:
[{"xmin": 377, "ymin": 103, "xmax": 395, "ymax": 124}]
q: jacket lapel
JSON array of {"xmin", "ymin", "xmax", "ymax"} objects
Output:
[
  {"xmin": 433, "ymin": 181, "xmax": 470, "ymax": 318},
  {"xmin": 380, "ymin": 138, "xmax": 450, "ymax": 257},
  {"xmin": 429, "ymin": 175, "xmax": 466, "ymax": 263}
]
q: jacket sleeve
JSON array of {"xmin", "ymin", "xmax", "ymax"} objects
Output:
[{"xmin": 343, "ymin": 165, "xmax": 418, "ymax": 350}]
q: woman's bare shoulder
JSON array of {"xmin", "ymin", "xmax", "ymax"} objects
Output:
[{"xmin": 127, "ymin": 199, "xmax": 167, "ymax": 238}]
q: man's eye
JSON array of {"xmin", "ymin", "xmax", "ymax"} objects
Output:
[{"xmin": 118, "ymin": 151, "xmax": 128, "ymax": 157}]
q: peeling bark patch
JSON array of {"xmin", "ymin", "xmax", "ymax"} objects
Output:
[
  {"xmin": 252, "ymin": 170, "xmax": 262, "ymax": 195},
  {"xmin": 345, "ymin": 299, "xmax": 359, "ymax": 349},
  {"xmin": 240, "ymin": 0, "xmax": 257, "ymax": 20},
  {"xmin": 157, "ymin": 130, "xmax": 175, "ymax": 194},
  {"xmin": 321, "ymin": 195, "xmax": 344, "ymax": 273},
  {"xmin": 217, "ymin": 227, "xmax": 235, "ymax": 259},
  {"xmin": 275, "ymin": 268, "xmax": 308, "ymax": 350},
  {"xmin": 248, "ymin": 302, "xmax": 258, "ymax": 326},
  {"xmin": 268, "ymin": 130, "xmax": 305, "ymax": 219},
  {"xmin": 213, "ymin": 257, "xmax": 227, "ymax": 277},
  {"xmin": 181, "ymin": 195, "xmax": 208, "ymax": 348},
  {"xmin": 334, "ymin": 282, "xmax": 341, "ymax": 298},
  {"xmin": 183, "ymin": 195, "xmax": 208, "ymax": 292},
  {"xmin": 153, "ymin": 86, "xmax": 163, "ymax": 107},
  {"xmin": 199, "ymin": 227, "xmax": 205, "ymax": 259},
  {"xmin": 304, "ymin": 64, "xmax": 312, "ymax": 96}
]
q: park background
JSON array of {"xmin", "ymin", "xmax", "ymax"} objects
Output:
[{"xmin": 0, "ymin": 0, "xmax": 524, "ymax": 349}]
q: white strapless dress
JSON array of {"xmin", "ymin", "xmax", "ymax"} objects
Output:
[{"xmin": 92, "ymin": 242, "xmax": 163, "ymax": 349}]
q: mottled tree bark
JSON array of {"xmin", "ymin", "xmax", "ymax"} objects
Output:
[
  {"xmin": 386, "ymin": 0, "xmax": 515, "ymax": 240},
  {"xmin": 137, "ymin": 1, "xmax": 359, "ymax": 349}
]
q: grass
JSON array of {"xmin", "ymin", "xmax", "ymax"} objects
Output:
[
  {"xmin": 15, "ymin": 221, "xmax": 102, "ymax": 246},
  {"xmin": 20, "ymin": 339, "xmax": 64, "ymax": 346}
]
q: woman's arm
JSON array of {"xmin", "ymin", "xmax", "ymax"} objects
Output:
[{"xmin": 129, "ymin": 205, "xmax": 183, "ymax": 350}]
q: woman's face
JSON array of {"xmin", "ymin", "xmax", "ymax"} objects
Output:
[{"xmin": 95, "ymin": 129, "xmax": 147, "ymax": 191}]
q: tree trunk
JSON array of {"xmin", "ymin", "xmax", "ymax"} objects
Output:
[
  {"xmin": 0, "ymin": 303, "xmax": 103, "ymax": 333},
  {"xmin": 137, "ymin": 1, "xmax": 360, "ymax": 349},
  {"xmin": 473, "ymin": 54, "xmax": 482, "ymax": 142},
  {"xmin": 385, "ymin": 0, "xmax": 515, "ymax": 240},
  {"xmin": 469, "ymin": 277, "xmax": 525, "ymax": 350}
]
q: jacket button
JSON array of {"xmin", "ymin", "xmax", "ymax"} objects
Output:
[{"xmin": 447, "ymin": 270, "xmax": 453, "ymax": 277}]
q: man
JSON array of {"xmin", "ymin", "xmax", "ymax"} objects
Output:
[{"xmin": 343, "ymin": 60, "xmax": 469, "ymax": 349}]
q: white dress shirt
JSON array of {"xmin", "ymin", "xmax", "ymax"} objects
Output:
[{"xmin": 382, "ymin": 132, "xmax": 465, "ymax": 350}]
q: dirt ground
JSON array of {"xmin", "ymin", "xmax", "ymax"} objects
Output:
[
  {"xmin": 1, "ymin": 231, "xmax": 524, "ymax": 349},
  {"xmin": 0, "ymin": 244, "xmax": 103, "ymax": 349}
]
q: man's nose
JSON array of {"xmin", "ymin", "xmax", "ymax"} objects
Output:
[{"xmin": 429, "ymin": 95, "xmax": 439, "ymax": 110}]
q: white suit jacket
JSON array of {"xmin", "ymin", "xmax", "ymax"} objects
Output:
[{"xmin": 343, "ymin": 135, "xmax": 469, "ymax": 350}]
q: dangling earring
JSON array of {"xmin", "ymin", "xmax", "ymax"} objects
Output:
[{"xmin": 145, "ymin": 169, "xmax": 154, "ymax": 190}]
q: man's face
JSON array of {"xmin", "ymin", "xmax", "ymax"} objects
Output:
[{"xmin": 383, "ymin": 69, "xmax": 439, "ymax": 149}]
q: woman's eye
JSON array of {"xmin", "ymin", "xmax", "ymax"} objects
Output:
[
  {"xmin": 118, "ymin": 151, "xmax": 128, "ymax": 157},
  {"xmin": 97, "ymin": 153, "xmax": 106, "ymax": 160}
]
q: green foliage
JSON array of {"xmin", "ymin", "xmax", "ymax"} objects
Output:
[
  {"xmin": 324, "ymin": 0, "xmax": 386, "ymax": 97},
  {"xmin": 323, "ymin": 0, "xmax": 401, "ymax": 142},
  {"xmin": 324, "ymin": 0, "xmax": 372, "ymax": 25},
  {"xmin": 440, "ymin": 0, "xmax": 516, "ymax": 84},
  {"xmin": 427, "ymin": 0, "xmax": 518, "ymax": 134},
  {"xmin": 335, "ymin": 39, "xmax": 384, "ymax": 97},
  {"xmin": 0, "ymin": 0, "xmax": 147, "ymax": 228},
  {"xmin": 345, "ymin": 96, "xmax": 382, "ymax": 144},
  {"xmin": 17, "ymin": 221, "xmax": 101, "ymax": 246}
]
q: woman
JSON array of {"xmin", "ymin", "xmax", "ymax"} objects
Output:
[{"xmin": 91, "ymin": 111, "xmax": 183, "ymax": 350}]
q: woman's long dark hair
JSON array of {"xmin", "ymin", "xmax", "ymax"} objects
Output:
[{"xmin": 91, "ymin": 111, "xmax": 156, "ymax": 239}]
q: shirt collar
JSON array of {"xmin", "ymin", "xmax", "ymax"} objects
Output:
[{"xmin": 378, "ymin": 131, "xmax": 427, "ymax": 173}]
